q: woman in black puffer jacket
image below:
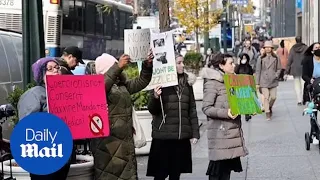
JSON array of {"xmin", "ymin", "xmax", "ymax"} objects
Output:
[{"xmin": 146, "ymin": 55, "xmax": 200, "ymax": 180}]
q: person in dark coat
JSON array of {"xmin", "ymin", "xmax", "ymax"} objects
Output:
[
  {"xmin": 285, "ymin": 36, "xmax": 308, "ymax": 105},
  {"xmin": 56, "ymin": 46, "xmax": 85, "ymax": 74},
  {"xmin": 302, "ymin": 42, "xmax": 320, "ymax": 104},
  {"xmin": 146, "ymin": 55, "xmax": 200, "ymax": 180},
  {"xmin": 90, "ymin": 53, "xmax": 153, "ymax": 180},
  {"xmin": 234, "ymin": 53, "xmax": 254, "ymax": 121}
]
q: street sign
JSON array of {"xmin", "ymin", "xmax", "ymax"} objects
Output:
[{"xmin": 230, "ymin": 0, "xmax": 248, "ymax": 5}]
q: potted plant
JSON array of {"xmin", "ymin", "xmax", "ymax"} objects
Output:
[
  {"xmin": 184, "ymin": 52, "xmax": 204, "ymax": 101},
  {"xmin": 124, "ymin": 64, "xmax": 152, "ymax": 155},
  {"xmin": 0, "ymin": 155, "xmax": 93, "ymax": 180}
]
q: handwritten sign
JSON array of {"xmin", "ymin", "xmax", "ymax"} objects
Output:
[
  {"xmin": 46, "ymin": 75, "xmax": 110, "ymax": 140},
  {"xmin": 224, "ymin": 74, "xmax": 262, "ymax": 115},
  {"xmin": 138, "ymin": 30, "xmax": 178, "ymax": 90},
  {"xmin": 124, "ymin": 29, "xmax": 150, "ymax": 62}
]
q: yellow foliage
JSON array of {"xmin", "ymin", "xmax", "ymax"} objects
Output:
[
  {"xmin": 240, "ymin": 0, "xmax": 254, "ymax": 14},
  {"xmin": 174, "ymin": 0, "xmax": 222, "ymax": 34}
]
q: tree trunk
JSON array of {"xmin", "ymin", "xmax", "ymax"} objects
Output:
[
  {"xmin": 195, "ymin": 30, "xmax": 200, "ymax": 53},
  {"xmin": 157, "ymin": 0, "xmax": 170, "ymax": 32}
]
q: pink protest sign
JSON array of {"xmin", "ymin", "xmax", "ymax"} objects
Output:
[{"xmin": 46, "ymin": 75, "xmax": 109, "ymax": 139}]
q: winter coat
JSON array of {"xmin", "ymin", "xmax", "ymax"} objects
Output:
[
  {"xmin": 201, "ymin": 67, "xmax": 248, "ymax": 161},
  {"xmin": 286, "ymin": 43, "xmax": 308, "ymax": 76},
  {"xmin": 255, "ymin": 54, "xmax": 282, "ymax": 88},
  {"xmin": 234, "ymin": 63, "xmax": 254, "ymax": 75},
  {"xmin": 148, "ymin": 73, "xmax": 200, "ymax": 140},
  {"xmin": 237, "ymin": 46, "xmax": 258, "ymax": 70},
  {"xmin": 276, "ymin": 47, "xmax": 289, "ymax": 69},
  {"xmin": 90, "ymin": 62, "xmax": 152, "ymax": 180}
]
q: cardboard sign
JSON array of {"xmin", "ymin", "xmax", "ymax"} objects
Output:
[
  {"xmin": 224, "ymin": 74, "xmax": 262, "ymax": 115},
  {"xmin": 124, "ymin": 29, "xmax": 151, "ymax": 62},
  {"xmin": 138, "ymin": 30, "xmax": 178, "ymax": 90},
  {"xmin": 46, "ymin": 75, "xmax": 109, "ymax": 140}
]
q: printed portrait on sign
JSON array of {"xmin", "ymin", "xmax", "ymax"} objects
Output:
[
  {"xmin": 153, "ymin": 38, "xmax": 165, "ymax": 48},
  {"xmin": 155, "ymin": 52, "xmax": 168, "ymax": 64}
]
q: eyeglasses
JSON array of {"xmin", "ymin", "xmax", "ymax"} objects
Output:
[{"xmin": 46, "ymin": 65, "xmax": 60, "ymax": 72}]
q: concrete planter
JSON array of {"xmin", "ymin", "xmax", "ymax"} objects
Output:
[
  {"xmin": 0, "ymin": 155, "xmax": 94, "ymax": 180},
  {"xmin": 193, "ymin": 77, "xmax": 203, "ymax": 101},
  {"xmin": 135, "ymin": 110, "xmax": 152, "ymax": 155}
]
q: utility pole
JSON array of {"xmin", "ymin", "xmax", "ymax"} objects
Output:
[
  {"xmin": 222, "ymin": 0, "xmax": 228, "ymax": 53},
  {"xmin": 203, "ymin": 0, "xmax": 210, "ymax": 54}
]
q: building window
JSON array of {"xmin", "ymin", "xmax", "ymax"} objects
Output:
[
  {"xmin": 95, "ymin": 5, "xmax": 104, "ymax": 35},
  {"xmin": 75, "ymin": 0, "xmax": 84, "ymax": 33},
  {"xmin": 62, "ymin": 0, "xmax": 75, "ymax": 32},
  {"xmin": 103, "ymin": 11, "xmax": 112, "ymax": 37},
  {"xmin": 126, "ymin": 13, "xmax": 132, "ymax": 29},
  {"xmin": 85, "ymin": 2, "xmax": 96, "ymax": 35},
  {"xmin": 119, "ymin": 11, "xmax": 126, "ymax": 38},
  {"xmin": 112, "ymin": 9, "xmax": 119, "ymax": 39}
]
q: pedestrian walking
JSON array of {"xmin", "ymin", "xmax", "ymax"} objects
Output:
[
  {"xmin": 146, "ymin": 54, "xmax": 200, "ymax": 180},
  {"xmin": 255, "ymin": 41, "xmax": 282, "ymax": 120},
  {"xmin": 90, "ymin": 52, "xmax": 153, "ymax": 180},
  {"xmin": 203, "ymin": 48, "xmax": 214, "ymax": 67},
  {"xmin": 276, "ymin": 40, "xmax": 289, "ymax": 81},
  {"xmin": 17, "ymin": 58, "xmax": 71, "ymax": 180},
  {"xmin": 237, "ymin": 39, "xmax": 258, "ymax": 72},
  {"xmin": 235, "ymin": 53, "xmax": 254, "ymax": 121},
  {"xmin": 302, "ymin": 42, "xmax": 320, "ymax": 103},
  {"xmin": 285, "ymin": 36, "xmax": 308, "ymax": 105},
  {"xmin": 56, "ymin": 46, "xmax": 84, "ymax": 74},
  {"xmin": 202, "ymin": 53, "xmax": 248, "ymax": 180}
]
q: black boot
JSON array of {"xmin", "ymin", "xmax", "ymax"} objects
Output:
[{"xmin": 245, "ymin": 115, "xmax": 251, "ymax": 121}]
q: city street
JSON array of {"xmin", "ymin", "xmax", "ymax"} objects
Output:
[{"xmin": 137, "ymin": 79, "xmax": 320, "ymax": 180}]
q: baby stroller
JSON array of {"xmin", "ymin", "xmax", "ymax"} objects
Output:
[{"xmin": 304, "ymin": 78, "xmax": 320, "ymax": 151}]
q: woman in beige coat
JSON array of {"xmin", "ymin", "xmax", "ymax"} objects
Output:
[
  {"xmin": 202, "ymin": 53, "xmax": 248, "ymax": 180},
  {"xmin": 256, "ymin": 41, "xmax": 282, "ymax": 120}
]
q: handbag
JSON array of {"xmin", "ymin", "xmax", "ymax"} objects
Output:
[{"xmin": 132, "ymin": 107, "xmax": 147, "ymax": 148}]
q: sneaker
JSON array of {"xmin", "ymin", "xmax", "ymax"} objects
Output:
[{"xmin": 313, "ymin": 137, "xmax": 319, "ymax": 145}]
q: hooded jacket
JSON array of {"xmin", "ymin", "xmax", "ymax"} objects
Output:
[
  {"xmin": 148, "ymin": 72, "xmax": 200, "ymax": 140},
  {"xmin": 234, "ymin": 60, "xmax": 254, "ymax": 75},
  {"xmin": 286, "ymin": 43, "xmax": 308, "ymax": 76},
  {"xmin": 201, "ymin": 67, "xmax": 248, "ymax": 161}
]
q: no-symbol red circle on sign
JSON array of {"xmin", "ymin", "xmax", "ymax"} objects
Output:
[{"xmin": 89, "ymin": 114, "xmax": 104, "ymax": 136}]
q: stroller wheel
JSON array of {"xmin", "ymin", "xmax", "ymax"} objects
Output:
[{"xmin": 305, "ymin": 132, "xmax": 311, "ymax": 151}]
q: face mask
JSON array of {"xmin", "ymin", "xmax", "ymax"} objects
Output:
[
  {"xmin": 207, "ymin": 51, "xmax": 212, "ymax": 55},
  {"xmin": 314, "ymin": 49, "xmax": 320, "ymax": 57},
  {"xmin": 241, "ymin": 59, "xmax": 247, "ymax": 64}
]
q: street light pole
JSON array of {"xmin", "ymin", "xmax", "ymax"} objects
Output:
[{"xmin": 222, "ymin": 0, "xmax": 227, "ymax": 53}]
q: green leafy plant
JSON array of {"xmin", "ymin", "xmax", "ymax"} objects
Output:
[
  {"xmin": 184, "ymin": 52, "xmax": 203, "ymax": 75},
  {"xmin": 6, "ymin": 83, "xmax": 36, "ymax": 125},
  {"xmin": 124, "ymin": 64, "xmax": 150, "ymax": 111}
]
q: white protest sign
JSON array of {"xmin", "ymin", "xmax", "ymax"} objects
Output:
[
  {"xmin": 124, "ymin": 29, "xmax": 150, "ymax": 62},
  {"xmin": 141, "ymin": 30, "xmax": 178, "ymax": 90}
]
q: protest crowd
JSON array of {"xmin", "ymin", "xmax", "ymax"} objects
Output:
[{"xmin": 0, "ymin": 25, "xmax": 317, "ymax": 180}]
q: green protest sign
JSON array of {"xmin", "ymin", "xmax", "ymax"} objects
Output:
[{"xmin": 224, "ymin": 74, "xmax": 262, "ymax": 115}]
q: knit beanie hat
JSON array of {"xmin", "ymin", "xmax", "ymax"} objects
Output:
[
  {"xmin": 31, "ymin": 57, "xmax": 58, "ymax": 85},
  {"xmin": 95, "ymin": 53, "xmax": 118, "ymax": 75}
]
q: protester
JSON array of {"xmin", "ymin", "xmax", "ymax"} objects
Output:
[
  {"xmin": 146, "ymin": 54, "xmax": 200, "ymax": 180},
  {"xmin": 202, "ymin": 53, "xmax": 248, "ymax": 180},
  {"xmin": 255, "ymin": 41, "xmax": 282, "ymax": 120},
  {"xmin": 235, "ymin": 53, "xmax": 254, "ymax": 121},
  {"xmin": 56, "ymin": 46, "xmax": 84, "ymax": 74},
  {"xmin": 285, "ymin": 36, "xmax": 308, "ymax": 105},
  {"xmin": 276, "ymin": 40, "xmax": 289, "ymax": 81},
  {"xmin": 17, "ymin": 57, "xmax": 71, "ymax": 180},
  {"xmin": 90, "ymin": 52, "xmax": 153, "ymax": 180}
]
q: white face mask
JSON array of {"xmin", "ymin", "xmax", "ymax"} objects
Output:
[
  {"xmin": 241, "ymin": 59, "xmax": 247, "ymax": 64},
  {"xmin": 207, "ymin": 50, "xmax": 212, "ymax": 55}
]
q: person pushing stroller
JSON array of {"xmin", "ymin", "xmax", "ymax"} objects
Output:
[{"xmin": 235, "ymin": 53, "xmax": 254, "ymax": 121}]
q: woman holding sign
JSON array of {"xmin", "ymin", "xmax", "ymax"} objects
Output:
[
  {"xmin": 17, "ymin": 58, "xmax": 72, "ymax": 180},
  {"xmin": 90, "ymin": 52, "xmax": 153, "ymax": 180},
  {"xmin": 202, "ymin": 53, "xmax": 248, "ymax": 180},
  {"xmin": 147, "ymin": 54, "xmax": 200, "ymax": 180}
]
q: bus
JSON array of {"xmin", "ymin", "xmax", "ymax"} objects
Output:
[{"xmin": 0, "ymin": 0, "xmax": 133, "ymax": 59}]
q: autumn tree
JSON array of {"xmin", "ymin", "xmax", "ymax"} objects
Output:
[
  {"xmin": 240, "ymin": 0, "xmax": 255, "ymax": 14},
  {"xmin": 174, "ymin": 0, "xmax": 222, "ymax": 52},
  {"xmin": 158, "ymin": 0, "xmax": 170, "ymax": 32}
]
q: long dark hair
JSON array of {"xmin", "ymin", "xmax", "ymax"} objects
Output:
[
  {"xmin": 239, "ymin": 53, "xmax": 250, "ymax": 65},
  {"xmin": 304, "ymin": 42, "xmax": 320, "ymax": 57},
  {"xmin": 280, "ymin": 40, "xmax": 285, "ymax": 55}
]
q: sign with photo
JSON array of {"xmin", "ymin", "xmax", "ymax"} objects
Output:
[
  {"xmin": 140, "ymin": 30, "xmax": 178, "ymax": 90},
  {"xmin": 124, "ymin": 29, "xmax": 151, "ymax": 62}
]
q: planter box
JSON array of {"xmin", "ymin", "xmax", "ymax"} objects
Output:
[
  {"xmin": 135, "ymin": 110, "xmax": 152, "ymax": 155},
  {"xmin": 193, "ymin": 77, "xmax": 203, "ymax": 101},
  {"xmin": 0, "ymin": 155, "xmax": 94, "ymax": 180}
]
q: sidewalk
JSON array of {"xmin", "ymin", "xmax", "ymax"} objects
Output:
[{"xmin": 137, "ymin": 79, "xmax": 320, "ymax": 180}]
